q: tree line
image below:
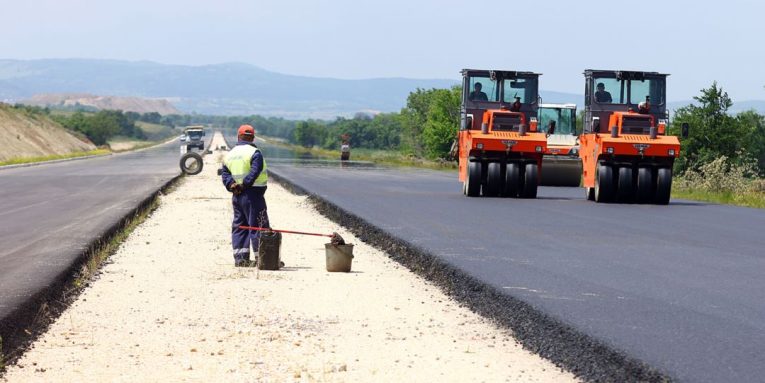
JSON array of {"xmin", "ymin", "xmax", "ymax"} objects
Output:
[{"xmin": 254, "ymin": 86, "xmax": 462, "ymax": 159}]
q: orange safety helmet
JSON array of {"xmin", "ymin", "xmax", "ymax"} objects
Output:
[{"xmin": 238, "ymin": 124, "xmax": 255, "ymax": 136}]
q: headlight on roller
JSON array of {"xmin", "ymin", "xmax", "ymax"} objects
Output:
[
  {"xmin": 606, "ymin": 147, "xmax": 614, "ymax": 154},
  {"xmin": 476, "ymin": 143, "xmax": 483, "ymax": 149},
  {"xmin": 535, "ymin": 146, "xmax": 543, "ymax": 152},
  {"xmin": 668, "ymin": 149, "xmax": 676, "ymax": 156}
]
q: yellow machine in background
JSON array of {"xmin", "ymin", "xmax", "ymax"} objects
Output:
[{"xmin": 538, "ymin": 103, "xmax": 581, "ymax": 186}]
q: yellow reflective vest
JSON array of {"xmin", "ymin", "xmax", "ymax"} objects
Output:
[{"xmin": 224, "ymin": 144, "xmax": 268, "ymax": 187}]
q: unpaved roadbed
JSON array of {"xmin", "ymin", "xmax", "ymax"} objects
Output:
[{"xmin": 2, "ymin": 134, "xmax": 577, "ymax": 382}]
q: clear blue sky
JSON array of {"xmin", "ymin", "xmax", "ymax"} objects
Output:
[{"xmin": 1, "ymin": 0, "xmax": 763, "ymax": 101}]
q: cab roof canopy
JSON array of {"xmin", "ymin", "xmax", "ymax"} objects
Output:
[
  {"xmin": 461, "ymin": 69, "xmax": 541, "ymax": 79},
  {"xmin": 584, "ymin": 69, "xmax": 669, "ymax": 79}
]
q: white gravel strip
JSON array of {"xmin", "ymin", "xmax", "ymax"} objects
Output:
[{"xmin": 2, "ymin": 133, "xmax": 578, "ymax": 382}]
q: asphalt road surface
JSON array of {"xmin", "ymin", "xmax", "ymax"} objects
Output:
[
  {"xmin": 0, "ymin": 138, "xmax": 207, "ymax": 329},
  {"xmin": 263, "ymin": 157, "xmax": 765, "ymax": 383}
]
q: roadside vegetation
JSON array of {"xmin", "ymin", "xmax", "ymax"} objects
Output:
[
  {"xmin": 0, "ymin": 149, "xmax": 110, "ymax": 167},
  {"xmin": 3, "ymin": 105, "xmax": 179, "ymax": 165},
  {"xmin": 10, "ymin": 105, "xmax": 177, "ymax": 146},
  {"xmin": 669, "ymin": 83, "xmax": 765, "ymax": 207}
]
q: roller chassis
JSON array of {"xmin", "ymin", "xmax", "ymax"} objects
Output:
[{"xmin": 460, "ymin": 131, "xmax": 546, "ymax": 198}]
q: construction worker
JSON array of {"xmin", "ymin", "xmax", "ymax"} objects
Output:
[
  {"xmin": 469, "ymin": 82, "xmax": 489, "ymax": 101},
  {"xmin": 595, "ymin": 82, "xmax": 613, "ymax": 103},
  {"xmin": 221, "ymin": 124, "xmax": 269, "ymax": 267}
]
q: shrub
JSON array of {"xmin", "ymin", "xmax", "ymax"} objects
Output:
[{"xmin": 676, "ymin": 152, "xmax": 760, "ymax": 194}]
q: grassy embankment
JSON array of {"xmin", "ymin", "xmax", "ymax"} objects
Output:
[
  {"xmin": 0, "ymin": 149, "xmax": 111, "ymax": 167},
  {"xmin": 671, "ymin": 156, "xmax": 765, "ymax": 208},
  {"xmin": 672, "ymin": 185, "xmax": 765, "ymax": 209},
  {"xmin": 2, "ymin": 121, "xmax": 177, "ymax": 166}
]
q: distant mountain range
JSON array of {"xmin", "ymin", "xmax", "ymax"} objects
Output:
[
  {"xmin": 1, "ymin": 59, "xmax": 763, "ymax": 118},
  {"xmin": 0, "ymin": 59, "xmax": 458, "ymax": 119}
]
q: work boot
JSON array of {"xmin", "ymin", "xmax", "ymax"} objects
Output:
[{"xmin": 235, "ymin": 259, "xmax": 256, "ymax": 267}]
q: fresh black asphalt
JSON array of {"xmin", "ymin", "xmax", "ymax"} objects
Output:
[
  {"xmin": 260, "ymin": 149, "xmax": 765, "ymax": 383},
  {"xmin": 0, "ymin": 140, "xmax": 204, "ymax": 347}
]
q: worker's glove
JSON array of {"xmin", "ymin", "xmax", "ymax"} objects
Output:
[{"xmin": 230, "ymin": 183, "xmax": 243, "ymax": 195}]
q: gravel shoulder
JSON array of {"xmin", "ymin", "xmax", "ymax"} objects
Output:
[{"xmin": 2, "ymin": 133, "xmax": 577, "ymax": 382}]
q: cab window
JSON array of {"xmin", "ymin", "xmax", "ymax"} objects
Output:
[
  {"xmin": 593, "ymin": 77, "xmax": 665, "ymax": 105},
  {"xmin": 503, "ymin": 79, "xmax": 534, "ymax": 104},
  {"xmin": 538, "ymin": 107, "xmax": 575, "ymax": 135},
  {"xmin": 467, "ymin": 76, "xmax": 498, "ymax": 102}
]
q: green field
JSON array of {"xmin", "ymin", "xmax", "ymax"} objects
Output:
[
  {"xmin": 0, "ymin": 149, "xmax": 111, "ymax": 167},
  {"xmin": 672, "ymin": 187, "xmax": 765, "ymax": 209},
  {"xmin": 136, "ymin": 121, "xmax": 176, "ymax": 141}
]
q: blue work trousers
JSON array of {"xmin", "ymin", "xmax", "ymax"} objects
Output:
[{"xmin": 231, "ymin": 187, "xmax": 269, "ymax": 261}]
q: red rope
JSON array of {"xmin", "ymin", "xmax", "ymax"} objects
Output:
[{"xmin": 239, "ymin": 225, "xmax": 334, "ymax": 238}]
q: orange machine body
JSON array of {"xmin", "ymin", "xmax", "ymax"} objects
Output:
[
  {"xmin": 458, "ymin": 109, "xmax": 546, "ymax": 182},
  {"xmin": 580, "ymin": 110, "xmax": 680, "ymax": 188}
]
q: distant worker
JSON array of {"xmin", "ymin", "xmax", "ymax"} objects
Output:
[
  {"xmin": 221, "ymin": 124, "xmax": 269, "ymax": 267},
  {"xmin": 595, "ymin": 82, "xmax": 613, "ymax": 103},
  {"xmin": 469, "ymin": 82, "xmax": 489, "ymax": 101}
]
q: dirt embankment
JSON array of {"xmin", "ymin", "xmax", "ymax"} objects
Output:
[
  {"xmin": 22, "ymin": 94, "xmax": 180, "ymax": 115},
  {"xmin": 1, "ymin": 132, "xmax": 578, "ymax": 382},
  {"xmin": 0, "ymin": 104, "xmax": 96, "ymax": 162}
]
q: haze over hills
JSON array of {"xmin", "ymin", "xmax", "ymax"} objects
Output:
[
  {"xmin": 22, "ymin": 93, "xmax": 180, "ymax": 115},
  {"xmin": 0, "ymin": 59, "xmax": 459, "ymax": 119},
  {"xmin": 1, "ymin": 59, "xmax": 763, "ymax": 119}
]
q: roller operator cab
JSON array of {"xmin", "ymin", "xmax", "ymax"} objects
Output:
[
  {"xmin": 458, "ymin": 69, "xmax": 547, "ymax": 198},
  {"xmin": 580, "ymin": 70, "xmax": 682, "ymax": 204},
  {"xmin": 538, "ymin": 103, "xmax": 582, "ymax": 186}
]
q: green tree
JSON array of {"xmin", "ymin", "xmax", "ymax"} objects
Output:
[
  {"xmin": 422, "ymin": 86, "xmax": 460, "ymax": 159},
  {"xmin": 736, "ymin": 110, "xmax": 765, "ymax": 174},
  {"xmin": 400, "ymin": 88, "xmax": 433, "ymax": 157},
  {"xmin": 670, "ymin": 82, "xmax": 748, "ymax": 173},
  {"xmin": 292, "ymin": 121, "xmax": 324, "ymax": 148}
]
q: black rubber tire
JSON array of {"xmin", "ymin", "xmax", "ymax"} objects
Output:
[
  {"xmin": 655, "ymin": 167, "xmax": 672, "ymax": 205},
  {"xmin": 466, "ymin": 161, "xmax": 482, "ymax": 197},
  {"xmin": 617, "ymin": 166, "xmax": 634, "ymax": 202},
  {"xmin": 180, "ymin": 152, "xmax": 204, "ymax": 175},
  {"xmin": 485, "ymin": 162, "xmax": 502, "ymax": 197},
  {"xmin": 636, "ymin": 166, "xmax": 654, "ymax": 204},
  {"xmin": 520, "ymin": 163, "xmax": 539, "ymax": 199},
  {"xmin": 594, "ymin": 164, "xmax": 614, "ymax": 203},
  {"xmin": 504, "ymin": 162, "xmax": 521, "ymax": 198}
]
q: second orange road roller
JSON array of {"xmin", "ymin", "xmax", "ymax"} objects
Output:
[{"xmin": 579, "ymin": 69, "xmax": 688, "ymax": 204}]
